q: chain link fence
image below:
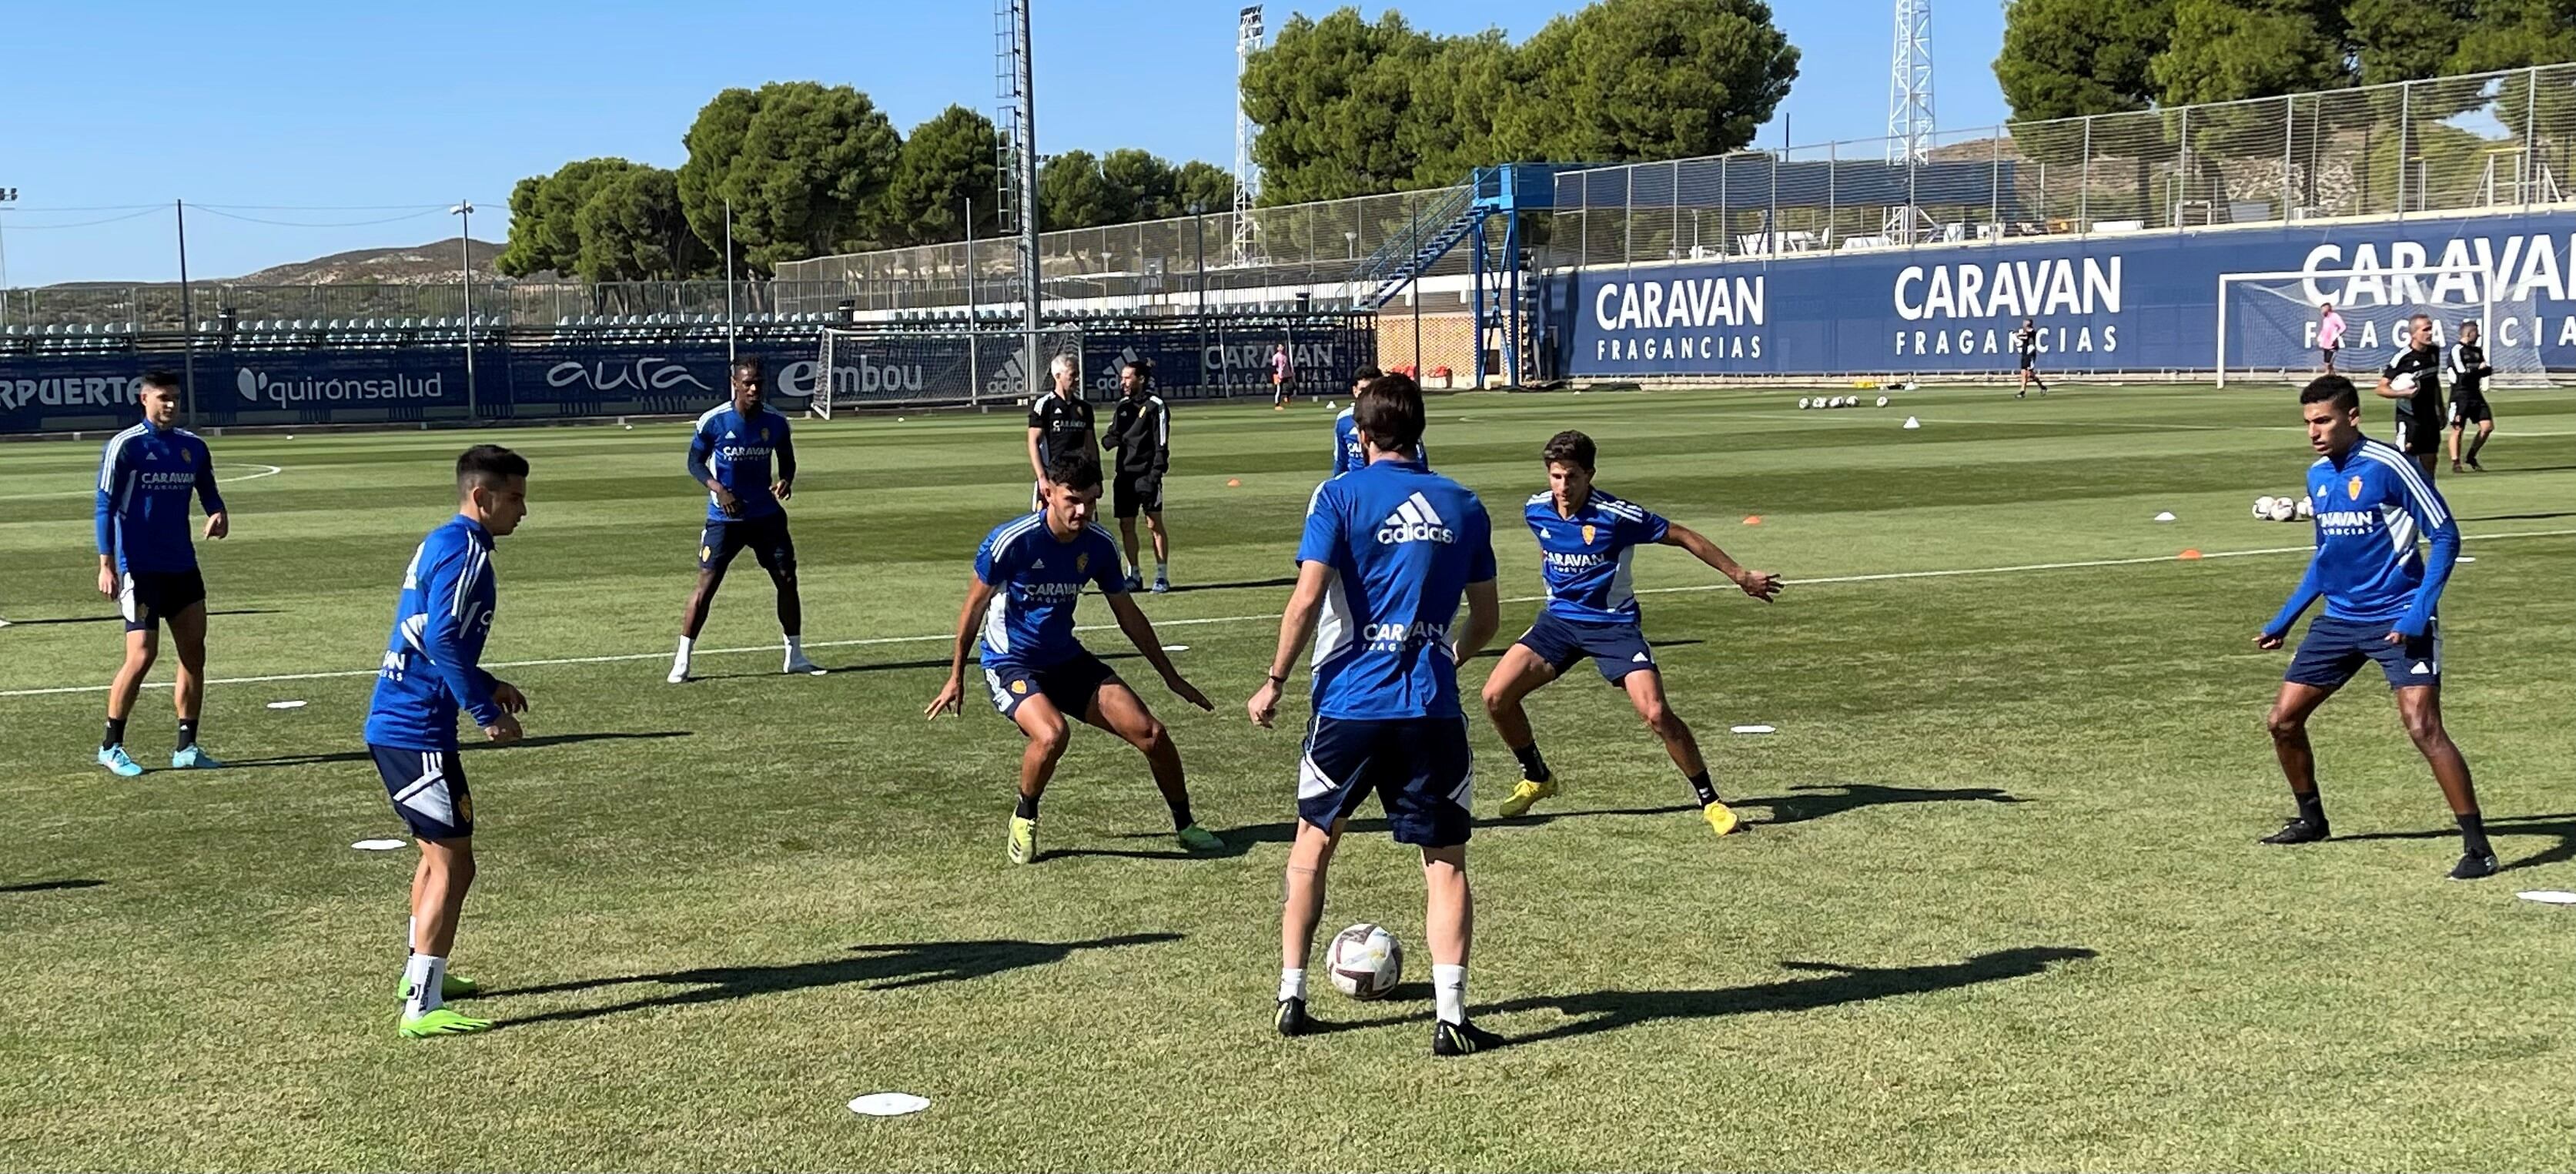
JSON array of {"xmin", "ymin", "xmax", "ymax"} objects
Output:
[{"xmin": 1551, "ymin": 62, "xmax": 2576, "ymax": 267}]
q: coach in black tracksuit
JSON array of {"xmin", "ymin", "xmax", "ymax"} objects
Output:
[{"xmin": 1103, "ymin": 357, "xmax": 1173, "ymax": 592}]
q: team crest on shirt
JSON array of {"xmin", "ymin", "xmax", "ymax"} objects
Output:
[
  {"xmin": 1581, "ymin": 523, "xmax": 1597, "ymax": 544},
  {"xmin": 456, "ymin": 791, "xmax": 473, "ymax": 822},
  {"xmin": 1010, "ymin": 680, "xmax": 1028, "ymax": 694},
  {"xmin": 180, "ymin": 449, "xmax": 194, "ymax": 464},
  {"xmin": 2347, "ymin": 475, "xmax": 2364, "ymax": 500},
  {"xmin": 700, "ymin": 545, "xmax": 713, "ymax": 562},
  {"xmin": 1076, "ymin": 552, "xmax": 1091, "ymax": 574}
]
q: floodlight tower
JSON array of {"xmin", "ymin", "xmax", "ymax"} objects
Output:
[
  {"xmin": 1885, "ymin": 0, "xmax": 1935, "ymax": 239},
  {"xmin": 1231, "ymin": 5, "xmax": 1263, "ymax": 268},
  {"xmin": 996, "ymin": 0, "xmax": 1040, "ymax": 393}
]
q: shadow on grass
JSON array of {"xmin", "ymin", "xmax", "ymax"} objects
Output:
[
  {"xmin": 220, "ymin": 730, "xmax": 691, "ymax": 769},
  {"xmin": 0, "ymin": 608, "xmax": 280, "ymax": 628},
  {"xmin": 691, "ymin": 651, "xmax": 1146, "ymax": 683},
  {"xmin": 0, "ymin": 878, "xmax": 105, "ymax": 894},
  {"xmin": 483, "ymin": 932, "xmax": 1184, "ymax": 1029},
  {"xmin": 1747, "ymin": 781, "xmax": 2027, "ymax": 828},
  {"xmin": 2461, "ymin": 510, "xmax": 2576, "ymax": 522},
  {"xmin": 1479, "ymin": 946, "xmax": 2099, "ymax": 1045},
  {"xmin": 2328, "ymin": 811, "xmax": 2576, "ymax": 873},
  {"xmin": 1047, "ymin": 804, "xmax": 1704, "ymax": 862},
  {"xmin": 1154, "ymin": 575, "xmax": 1300, "ymax": 595}
]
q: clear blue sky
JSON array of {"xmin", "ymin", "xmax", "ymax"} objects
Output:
[{"xmin": 0, "ymin": 0, "xmax": 2006, "ymax": 286}]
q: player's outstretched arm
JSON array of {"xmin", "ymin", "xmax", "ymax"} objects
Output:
[
  {"xmin": 1662, "ymin": 523, "xmax": 1782, "ymax": 600},
  {"xmin": 1104, "ymin": 591, "xmax": 1210, "ymax": 711},
  {"xmin": 927, "ymin": 574, "xmax": 999, "ymax": 717},
  {"xmin": 1249, "ymin": 560, "xmax": 1336, "ymax": 728}
]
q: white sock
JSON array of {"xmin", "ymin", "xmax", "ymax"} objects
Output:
[
  {"xmin": 1278, "ymin": 968, "xmax": 1306, "ymax": 1002},
  {"xmin": 672, "ymin": 635, "xmax": 694, "ymax": 664},
  {"xmin": 404, "ymin": 954, "xmax": 445, "ymax": 1017},
  {"xmin": 1434, "ymin": 963, "xmax": 1467, "ymax": 1025},
  {"xmin": 406, "ymin": 915, "xmax": 417, "ymax": 955}
]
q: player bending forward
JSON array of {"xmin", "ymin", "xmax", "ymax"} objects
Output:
[
  {"xmin": 667, "ymin": 357, "xmax": 819, "ymax": 682},
  {"xmin": 1250, "ymin": 373, "xmax": 1507, "ymax": 1055},
  {"xmin": 366, "ymin": 445, "xmax": 532, "ymax": 1037},
  {"xmin": 927, "ymin": 451, "xmax": 1223, "ymax": 864},
  {"xmin": 1484, "ymin": 430, "xmax": 1782, "ymax": 835},
  {"xmin": 2257, "ymin": 376, "xmax": 2492, "ymax": 880}
]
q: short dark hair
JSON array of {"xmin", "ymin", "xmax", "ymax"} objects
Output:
[
  {"xmin": 1121, "ymin": 357, "xmax": 1153, "ymax": 379},
  {"xmin": 457, "ymin": 443, "xmax": 529, "ymax": 492},
  {"xmin": 1541, "ymin": 430, "xmax": 1596, "ymax": 470},
  {"xmin": 731, "ymin": 356, "xmax": 762, "ymax": 377},
  {"xmin": 1355, "ymin": 373, "xmax": 1424, "ymax": 453},
  {"xmin": 1350, "ymin": 365, "xmax": 1381, "ymax": 384},
  {"xmin": 1042, "ymin": 450, "xmax": 1103, "ymax": 491},
  {"xmin": 141, "ymin": 370, "xmax": 182, "ymax": 395},
  {"xmin": 2300, "ymin": 374, "xmax": 2360, "ymax": 414}
]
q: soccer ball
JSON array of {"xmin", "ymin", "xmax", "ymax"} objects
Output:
[
  {"xmin": 2267, "ymin": 497, "xmax": 2297, "ymax": 522},
  {"xmin": 2253, "ymin": 495, "xmax": 2277, "ymax": 518},
  {"xmin": 2295, "ymin": 495, "xmax": 2315, "ymax": 520},
  {"xmin": 1797, "ymin": 396, "xmax": 1812, "ymax": 410},
  {"xmin": 2389, "ymin": 371, "xmax": 2418, "ymax": 394},
  {"xmin": 1326, "ymin": 923, "xmax": 1403, "ymax": 1000}
]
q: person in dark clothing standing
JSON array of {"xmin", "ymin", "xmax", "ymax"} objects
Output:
[
  {"xmin": 1026, "ymin": 353, "xmax": 1096, "ymax": 510},
  {"xmin": 2377, "ymin": 313, "xmax": 2445, "ymax": 481},
  {"xmin": 2445, "ymin": 320, "xmax": 2496, "ymax": 473},
  {"xmin": 1104, "ymin": 358, "xmax": 1173, "ymax": 592}
]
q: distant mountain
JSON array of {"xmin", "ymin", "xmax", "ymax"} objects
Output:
[{"xmin": 228, "ymin": 238, "xmax": 507, "ymax": 285}]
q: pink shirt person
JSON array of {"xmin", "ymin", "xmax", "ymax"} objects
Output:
[{"xmin": 2318, "ymin": 306, "xmax": 2346, "ymax": 351}]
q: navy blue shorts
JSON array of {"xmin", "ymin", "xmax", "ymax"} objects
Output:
[
  {"xmin": 982, "ymin": 651, "xmax": 1119, "ymax": 721},
  {"xmin": 1297, "ymin": 714, "xmax": 1474, "ymax": 848},
  {"xmin": 1517, "ymin": 610, "xmax": 1658, "ymax": 684},
  {"xmin": 2286, "ymin": 616, "xmax": 2442, "ymax": 691},
  {"xmin": 118, "ymin": 569, "xmax": 206, "ymax": 633},
  {"xmin": 370, "ymin": 744, "xmax": 474, "ymax": 841},
  {"xmin": 698, "ymin": 512, "xmax": 796, "ymax": 577}
]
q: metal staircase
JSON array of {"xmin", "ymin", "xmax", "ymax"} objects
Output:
[{"xmin": 1353, "ymin": 186, "xmax": 1483, "ymax": 309}]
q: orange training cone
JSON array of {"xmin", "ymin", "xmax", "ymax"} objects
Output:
[
  {"xmin": 2178, "ymin": 549, "xmax": 2204, "ymax": 560},
  {"xmin": 1741, "ymin": 515, "xmax": 1762, "ymax": 525}
]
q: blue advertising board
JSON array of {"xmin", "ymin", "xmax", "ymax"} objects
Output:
[{"xmin": 1551, "ymin": 210, "xmax": 2576, "ymax": 377}]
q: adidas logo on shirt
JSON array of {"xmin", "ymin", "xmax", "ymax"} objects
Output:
[{"xmin": 1375, "ymin": 492, "xmax": 1457, "ymax": 545}]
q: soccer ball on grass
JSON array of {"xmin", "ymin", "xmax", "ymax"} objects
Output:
[{"xmin": 1326, "ymin": 923, "xmax": 1403, "ymax": 1000}]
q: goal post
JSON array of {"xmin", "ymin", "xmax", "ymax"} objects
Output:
[
  {"xmin": 810, "ymin": 323, "xmax": 1082, "ymax": 416},
  {"xmin": 2216, "ymin": 265, "xmax": 2549, "ymax": 388}
]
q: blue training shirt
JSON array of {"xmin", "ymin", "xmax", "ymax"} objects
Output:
[
  {"xmin": 1333, "ymin": 407, "xmax": 1427, "ymax": 476},
  {"xmin": 364, "ymin": 515, "xmax": 504, "ymax": 751},
  {"xmin": 95, "ymin": 423, "xmax": 224, "ymax": 574},
  {"xmin": 1524, "ymin": 488, "xmax": 1671, "ymax": 624},
  {"xmin": 2264, "ymin": 436, "xmax": 2459, "ymax": 639},
  {"xmin": 1298, "ymin": 458, "xmax": 1495, "ymax": 719},
  {"xmin": 686, "ymin": 403, "xmax": 795, "ymax": 522},
  {"xmin": 975, "ymin": 513, "xmax": 1126, "ymax": 668}
]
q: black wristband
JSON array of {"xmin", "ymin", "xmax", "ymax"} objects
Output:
[{"xmin": 1265, "ymin": 672, "xmax": 1287, "ymax": 685}]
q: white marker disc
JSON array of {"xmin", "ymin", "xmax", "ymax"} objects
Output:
[
  {"xmin": 351, "ymin": 838, "xmax": 406, "ymax": 851},
  {"xmin": 266, "ymin": 700, "xmax": 308, "ymax": 710},
  {"xmin": 2515, "ymin": 890, "xmax": 2576, "ymax": 905},
  {"xmin": 848, "ymin": 1092, "xmax": 930, "ymax": 1116},
  {"xmin": 1730, "ymin": 724, "xmax": 1776, "ymax": 735},
  {"xmin": 2458, "ymin": 557, "xmax": 2477, "ymax": 564},
  {"xmin": 1161, "ymin": 644, "xmax": 1190, "ymax": 652}
]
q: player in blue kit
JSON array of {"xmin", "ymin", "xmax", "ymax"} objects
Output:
[
  {"xmin": 1482, "ymin": 430, "xmax": 1782, "ymax": 836},
  {"xmin": 93, "ymin": 371, "xmax": 230, "ymax": 776},
  {"xmin": 1332, "ymin": 366, "xmax": 1428, "ymax": 475},
  {"xmin": 925, "ymin": 450, "xmax": 1223, "ymax": 865},
  {"xmin": 364, "ymin": 445, "xmax": 531, "ymax": 1037},
  {"xmin": 2257, "ymin": 376, "xmax": 2492, "ymax": 880},
  {"xmin": 1250, "ymin": 373, "xmax": 1504, "ymax": 1056},
  {"xmin": 667, "ymin": 357, "xmax": 818, "ymax": 683}
]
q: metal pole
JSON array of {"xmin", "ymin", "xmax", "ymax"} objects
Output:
[
  {"xmin": 2524, "ymin": 67, "xmax": 2538, "ymax": 213},
  {"xmin": 2080, "ymin": 115, "xmax": 2091, "ymax": 230},
  {"xmin": 176, "ymin": 200, "xmax": 196, "ymax": 426},
  {"xmin": 2398, "ymin": 81, "xmax": 2410, "ymax": 219},
  {"xmin": 724, "ymin": 199, "xmax": 737, "ymax": 361},
  {"xmin": 2283, "ymin": 97, "xmax": 2295, "ymax": 222},
  {"xmin": 1193, "ymin": 206, "xmax": 1207, "ymax": 394},
  {"xmin": 0, "ymin": 186, "xmax": 15, "ymax": 329},
  {"xmin": 966, "ymin": 195, "xmax": 979, "ymax": 406},
  {"xmin": 452, "ymin": 200, "xmax": 477, "ymax": 418},
  {"xmin": 1410, "ymin": 197, "xmax": 1422, "ymax": 373}
]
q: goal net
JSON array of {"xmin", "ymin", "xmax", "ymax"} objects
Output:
[
  {"xmin": 811, "ymin": 325, "xmax": 1082, "ymax": 417},
  {"xmin": 2216, "ymin": 265, "xmax": 2550, "ymax": 388}
]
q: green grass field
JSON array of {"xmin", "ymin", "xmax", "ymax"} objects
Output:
[{"xmin": 5, "ymin": 384, "xmax": 2575, "ymax": 1172}]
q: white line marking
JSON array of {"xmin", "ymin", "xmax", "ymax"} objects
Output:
[
  {"xmin": 0, "ymin": 463, "xmax": 283, "ymax": 501},
  {"xmin": 6, "ymin": 527, "xmax": 2571, "ymax": 699}
]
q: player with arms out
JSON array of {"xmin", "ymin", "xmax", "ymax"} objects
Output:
[
  {"xmin": 2377, "ymin": 313, "xmax": 2444, "ymax": 480},
  {"xmin": 1102, "ymin": 358, "xmax": 1173, "ymax": 593},
  {"xmin": 1027, "ymin": 353, "xmax": 1095, "ymax": 509},
  {"xmin": 1484, "ymin": 430, "xmax": 1783, "ymax": 835},
  {"xmin": 2256, "ymin": 376, "xmax": 2491, "ymax": 880},
  {"xmin": 366, "ymin": 445, "xmax": 532, "ymax": 1036},
  {"xmin": 926, "ymin": 450, "xmax": 1223, "ymax": 864},
  {"xmin": 667, "ymin": 357, "xmax": 818, "ymax": 683},
  {"xmin": 2317, "ymin": 301, "xmax": 2345, "ymax": 376},
  {"xmin": 94, "ymin": 370, "xmax": 229, "ymax": 775},
  {"xmin": 2446, "ymin": 319, "xmax": 2495, "ymax": 473},
  {"xmin": 1250, "ymin": 373, "xmax": 1506, "ymax": 1056},
  {"xmin": 2012, "ymin": 318, "xmax": 2047, "ymax": 398},
  {"xmin": 1334, "ymin": 366, "xmax": 1430, "ymax": 474}
]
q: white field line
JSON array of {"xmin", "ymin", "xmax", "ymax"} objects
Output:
[
  {"xmin": 6, "ymin": 527, "xmax": 2570, "ymax": 700},
  {"xmin": 0, "ymin": 463, "xmax": 284, "ymax": 502}
]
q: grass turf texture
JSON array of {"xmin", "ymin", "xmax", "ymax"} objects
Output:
[{"xmin": 4, "ymin": 384, "xmax": 2575, "ymax": 1171}]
